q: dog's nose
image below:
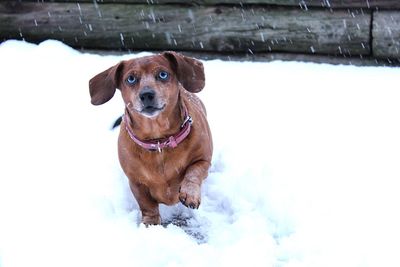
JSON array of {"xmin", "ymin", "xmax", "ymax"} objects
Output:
[{"xmin": 139, "ymin": 88, "xmax": 156, "ymax": 106}]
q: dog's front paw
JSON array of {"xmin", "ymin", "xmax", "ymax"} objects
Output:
[
  {"xmin": 142, "ymin": 215, "xmax": 161, "ymax": 226},
  {"xmin": 179, "ymin": 181, "xmax": 201, "ymax": 209}
]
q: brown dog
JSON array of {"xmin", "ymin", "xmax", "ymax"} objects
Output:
[{"xmin": 89, "ymin": 52, "xmax": 213, "ymax": 225}]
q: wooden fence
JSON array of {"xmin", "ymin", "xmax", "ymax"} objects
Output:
[{"xmin": 0, "ymin": 1, "xmax": 399, "ymax": 63}]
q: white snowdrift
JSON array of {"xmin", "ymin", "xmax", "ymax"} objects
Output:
[{"xmin": 0, "ymin": 40, "xmax": 400, "ymax": 267}]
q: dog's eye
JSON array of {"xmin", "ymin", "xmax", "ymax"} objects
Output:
[
  {"xmin": 126, "ymin": 75, "xmax": 137, "ymax": 85},
  {"xmin": 158, "ymin": 71, "xmax": 169, "ymax": 81}
]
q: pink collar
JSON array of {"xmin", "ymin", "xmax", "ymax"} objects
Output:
[{"xmin": 123, "ymin": 109, "xmax": 192, "ymax": 152}]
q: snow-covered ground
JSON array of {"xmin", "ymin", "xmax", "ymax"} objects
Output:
[{"xmin": 1, "ymin": 40, "xmax": 400, "ymax": 267}]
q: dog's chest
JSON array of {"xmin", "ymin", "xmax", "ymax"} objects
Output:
[
  {"xmin": 142, "ymin": 151, "xmax": 185, "ymax": 180},
  {"xmin": 129, "ymin": 147, "xmax": 190, "ymax": 185},
  {"xmin": 137, "ymin": 150, "xmax": 188, "ymax": 204}
]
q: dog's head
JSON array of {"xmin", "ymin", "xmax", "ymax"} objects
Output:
[{"xmin": 89, "ymin": 52, "xmax": 205, "ymax": 118}]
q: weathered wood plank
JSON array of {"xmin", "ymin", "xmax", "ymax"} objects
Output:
[
  {"xmin": 202, "ymin": 0, "xmax": 400, "ymax": 8},
  {"xmin": 17, "ymin": 0, "xmax": 400, "ymax": 9},
  {"xmin": 83, "ymin": 48, "xmax": 400, "ymax": 66},
  {"xmin": 373, "ymin": 11, "xmax": 400, "ymax": 58},
  {"xmin": 0, "ymin": 2, "xmax": 371, "ymax": 56}
]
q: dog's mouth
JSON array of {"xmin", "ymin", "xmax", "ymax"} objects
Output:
[{"xmin": 141, "ymin": 104, "xmax": 165, "ymax": 117}]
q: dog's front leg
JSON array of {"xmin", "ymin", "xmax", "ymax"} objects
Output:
[
  {"xmin": 179, "ymin": 160, "xmax": 210, "ymax": 209},
  {"xmin": 129, "ymin": 181, "xmax": 161, "ymax": 225}
]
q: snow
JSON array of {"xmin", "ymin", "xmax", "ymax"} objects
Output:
[{"xmin": 1, "ymin": 39, "xmax": 400, "ymax": 267}]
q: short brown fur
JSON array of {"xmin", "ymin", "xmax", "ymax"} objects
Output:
[{"xmin": 89, "ymin": 52, "xmax": 212, "ymax": 225}]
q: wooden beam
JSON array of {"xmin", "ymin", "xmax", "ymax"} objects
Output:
[
  {"xmin": 0, "ymin": 2, "xmax": 371, "ymax": 56},
  {"xmin": 14, "ymin": 0, "xmax": 400, "ymax": 9},
  {"xmin": 200, "ymin": 0, "xmax": 400, "ymax": 8},
  {"xmin": 83, "ymin": 48, "xmax": 400, "ymax": 66},
  {"xmin": 373, "ymin": 11, "xmax": 400, "ymax": 58}
]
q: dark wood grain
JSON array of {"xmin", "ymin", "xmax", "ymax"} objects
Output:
[
  {"xmin": 13, "ymin": 0, "xmax": 400, "ymax": 9},
  {"xmin": 0, "ymin": 2, "xmax": 371, "ymax": 56},
  {"xmin": 373, "ymin": 11, "xmax": 400, "ymax": 58}
]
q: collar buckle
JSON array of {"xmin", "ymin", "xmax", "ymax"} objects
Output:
[{"xmin": 181, "ymin": 115, "xmax": 193, "ymax": 128}]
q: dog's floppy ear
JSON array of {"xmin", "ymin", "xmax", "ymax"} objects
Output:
[
  {"xmin": 89, "ymin": 62, "xmax": 124, "ymax": 105},
  {"xmin": 162, "ymin": 51, "xmax": 205, "ymax": 93}
]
